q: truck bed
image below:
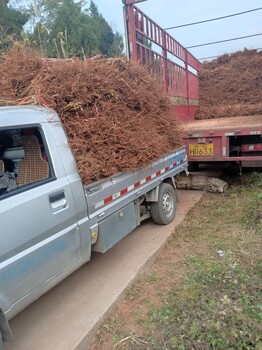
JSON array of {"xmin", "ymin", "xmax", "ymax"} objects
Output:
[
  {"xmin": 183, "ymin": 115, "xmax": 262, "ymax": 133},
  {"xmin": 85, "ymin": 147, "xmax": 187, "ymax": 219}
]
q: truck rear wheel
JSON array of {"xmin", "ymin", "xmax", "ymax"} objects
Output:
[{"xmin": 150, "ymin": 183, "xmax": 176, "ymax": 225}]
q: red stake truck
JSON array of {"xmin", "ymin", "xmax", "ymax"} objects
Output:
[{"xmin": 123, "ymin": 0, "xmax": 262, "ymax": 169}]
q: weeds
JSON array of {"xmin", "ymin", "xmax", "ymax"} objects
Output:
[{"xmin": 148, "ymin": 255, "xmax": 262, "ymax": 349}]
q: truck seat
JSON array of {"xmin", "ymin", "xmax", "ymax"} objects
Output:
[
  {"xmin": 17, "ymin": 136, "xmax": 49, "ymax": 186},
  {"xmin": 0, "ymin": 160, "xmax": 4, "ymax": 172}
]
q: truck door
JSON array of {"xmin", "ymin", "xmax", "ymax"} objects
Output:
[{"xmin": 0, "ymin": 125, "xmax": 82, "ymax": 317}]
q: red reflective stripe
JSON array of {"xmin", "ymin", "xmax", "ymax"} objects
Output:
[
  {"xmin": 100, "ymin": 160, "xmax": 185, "ymax": 207},
  {"xmin": 120, "ymin": 188, "xmax": 128, "ymax": 195},
  {"xmin": 104, "ymin": 196, "xmax": 113, "ymax": 204}
]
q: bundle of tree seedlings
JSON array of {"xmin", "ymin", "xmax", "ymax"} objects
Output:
[
  {"xmin": 196, "ymin": 49, "xmax": 262, "ymax": 119},
  {"xmin": 0, "ymin": 46, "xmax": 182, "ymax": 184}
]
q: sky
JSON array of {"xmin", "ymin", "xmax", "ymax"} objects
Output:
[{"xmin": 93, "ymin": 0, "xmax": 262, "ymax": 61}]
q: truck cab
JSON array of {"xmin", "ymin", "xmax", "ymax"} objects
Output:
[{"xmin": 0, "ymin": 106, "xmax": 92, "ymax": 343}]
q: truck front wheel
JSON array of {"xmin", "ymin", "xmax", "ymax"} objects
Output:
[{"xmin": 150, "ymin": 183, "xmax": 176, "ymax": 225}]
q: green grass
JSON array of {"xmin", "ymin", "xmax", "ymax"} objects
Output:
[
  {"xmin": 148, "ymin": 256, "xmax": 262, "ymax": 349},
  {"xmin": 145, "ymin": 274, "xmax": 163, "ymax": 283}
]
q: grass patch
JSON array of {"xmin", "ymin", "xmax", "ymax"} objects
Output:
[
  {"xmin": 92, "ymin": 172, "xmax": 262, "ymax": 350},
  {"xmin": 149, "ymin": 257, "xmax": 261, "ymax": 349},
  {"xmin": 145, "ymin": 274, "xmax": 163, "ymax": 283}
]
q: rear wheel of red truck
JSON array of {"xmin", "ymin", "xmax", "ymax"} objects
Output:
[{"xmin": 151, "ymin": 183, "xmax": 176, "ymax": 225}]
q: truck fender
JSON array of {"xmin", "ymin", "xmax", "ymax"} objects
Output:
[
  {"xmin": 0, "ymin": 309, "xmax": 13, "ymax": 342},
  {"xmin": 145, "ymin": 186, "xmax": 159, "ymax": 202},
  {"xmin": 145, "ymin": 177, "xmax": 179, "ymax": 203},
  {"xmin": 164, "ymin": 177, "xmax": 179, "ymax": 203}
]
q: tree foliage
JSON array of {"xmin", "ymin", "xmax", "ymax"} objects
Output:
[
  {"xmin": 27, "ymin": 0, "xmax": 124, "ymax": 58},
  {"xmin": 0, "ymin": 0, "xmax": 29, "ymax": 51},
  {"xmin": 0, "ymin": 0, "xmax": 124, "ymax": 58}
]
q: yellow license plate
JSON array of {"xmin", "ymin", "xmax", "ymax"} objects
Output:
[{"xmin": 189, "ymin": 144, "xmax": 214, "ymax": 156}]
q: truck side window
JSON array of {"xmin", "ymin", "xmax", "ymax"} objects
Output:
[{"xmin": 0, "ymin": 127, "xmax": 53, "ymax": 197}]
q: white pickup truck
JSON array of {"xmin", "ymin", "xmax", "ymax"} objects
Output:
[{"xmin": 0, "ymin": 106, "xmax": 187, "ymax": 348}]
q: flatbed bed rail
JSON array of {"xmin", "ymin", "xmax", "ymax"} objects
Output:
[
  {"xmin": 123, "ymin": 1, "xmax": 202, "ymax": 121},
  {"xmin": 85, "ymin": 147, "xmax": 187, "ymax": 219}
]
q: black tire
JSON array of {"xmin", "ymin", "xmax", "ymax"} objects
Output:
[{"xmin": 150, "ymin": 183, "xmax": 176, "ymax": 225}]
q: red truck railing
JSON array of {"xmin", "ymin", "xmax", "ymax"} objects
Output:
[{"xmin": 123, "ymin": 1, "xmax": 202, "ymax": 121}]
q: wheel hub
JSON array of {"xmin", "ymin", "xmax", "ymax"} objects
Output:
[{"xmin": 162, "ymin": 192, "xmax": 173, "ymax": 217}]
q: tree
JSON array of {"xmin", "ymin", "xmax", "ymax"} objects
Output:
[
  {"xmin": 26, "ymin": 0, "xmax": 124, "ymax": 58},
  {"xmin": 89, "ymin": 0, "xmax": 100, "ymax": 17},
  {"xmin": 0, "ymin": 0, "xmax": 29, "ymax": 51},
  {"xmin": 110, "ymin": 31, "xmax": 125, "ymax": 57},
  {"xmin": 89, "ymin": 1, "xmax": 114, "ymax": 56}
]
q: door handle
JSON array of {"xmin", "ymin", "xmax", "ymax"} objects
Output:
[
  {"xmin": 49, "ymin": 191, "xmax": 67, "ymax": 212},
  {"xmin": 49, "ymin": 191, "xmax": 65, "ymax": 203}
]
